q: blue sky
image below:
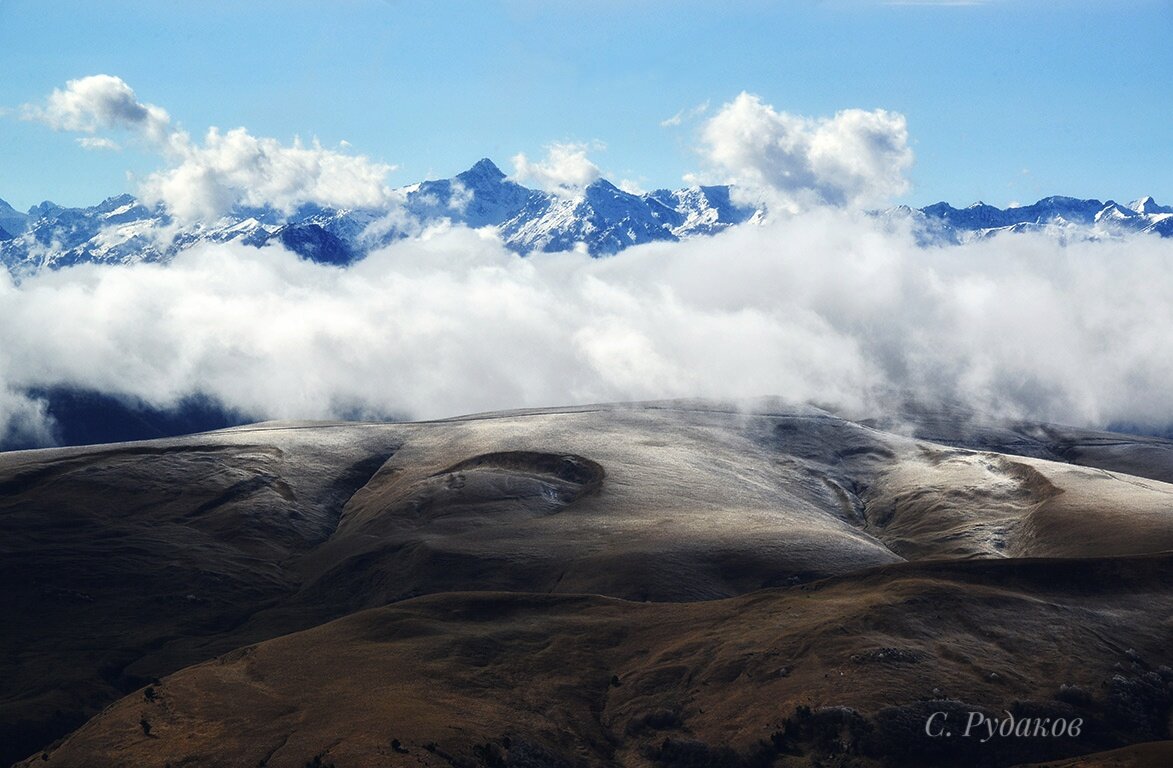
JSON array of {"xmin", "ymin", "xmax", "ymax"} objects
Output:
[{"xmin": 1, "ymin": 0, "xmax": 1170, "ymax": 211}]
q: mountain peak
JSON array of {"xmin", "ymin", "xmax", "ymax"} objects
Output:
[
  {"xmin": 0, "ymin": 197, "xmax": 28, "ymax": 233},
  {"xmin": 1130, "ymin": 196, "xmax": 1168, "ymax": 215},
  {"xmin": 29, "ymin": 200, "xmax": 62, "ymax": 219},
  {"xmin": 458, "ymin": 158, "xmax": 506, "ymax": 183},
  {"xmin": 96, "ymin": 193, "xmax": 139, "ymax": 213},
  {"xmin": 586, "ymin": 177, "xmax": 623, "ymax": 194}
]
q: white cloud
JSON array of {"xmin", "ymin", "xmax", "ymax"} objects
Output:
[
  {"xmin": 76, "ymin": 137, "xmax": 121, "ymax": 151},
  {"xmin": 140, "ymin": 127, "xmax": 398, "ymax": 220},
  {"xmin": 660, "ymin": 100, "xmax": 710, "ymax": 128},
  {"xmin": 24, "ymin": 74, "xmax": 172, "ymax": 144},
  {"xmin": 511, "ymin": 142, "xmax": 602, "ymax": 195},
  {"xmin": 446, "ymin": 181, "xmax": 474, "ymax": 214},
  {"xmin": 697, "ymin": 92, "xmax": 913, "ymax": 211},
  {"xmin": 618, "ymin": 179, "xmax": 646, "ymax": 195},
  {"xmin": 3, "ymin": 215, "xmax": 1173, "ymax": 447},
  {"xmin": 26, "ymin": 75, "xmax": 399, "ymax": 222},
  {"xmin": 0, "ymin": 385, "xmax": 56, "ymax": 448}
]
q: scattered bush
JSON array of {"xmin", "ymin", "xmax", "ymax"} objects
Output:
[{"xmin": 1105, "ymin": 670, "xmax": 1173, "ymax": 740}]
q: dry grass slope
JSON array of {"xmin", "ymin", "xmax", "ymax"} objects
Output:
[{"xmin": 2, "ymin": 400, "xmax": 1171, "ymax": 766}]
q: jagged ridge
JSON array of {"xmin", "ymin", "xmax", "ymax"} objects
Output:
[{"xmin": 0, "ymin": 159, "xmax": 756, "ymax": 275}]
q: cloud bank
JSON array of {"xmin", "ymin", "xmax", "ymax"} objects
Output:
[
  {"xmin": 698, "ymin": 92, "xmax": 914, "ymax": 211},
  {"xmin": 3, "ymin": 215, "xmax": 1172, "ymax": 448}
]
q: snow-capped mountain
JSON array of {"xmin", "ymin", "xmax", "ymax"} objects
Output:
[
  {"xmin": 3, "ymin": 161, "xmax": 1170, "ymax": 278},
  {"xmin": 0, "ymin": 159, "xmax": 756, "ymax": 277},
  {"xmin": 886, "ymin": 195, "xmax": 1173, "ymax": 244}
]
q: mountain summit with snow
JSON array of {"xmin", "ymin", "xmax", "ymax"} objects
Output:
[
  {"xmin": 1131, "ymin": 195, "xmax": 1172, "ymax": 216},
  {"xmin": 0, "ymin": 159, "xmax": 757, "ymax": 276},
  {"xmin": 1, "ymin": 160, "xmax": 1170, "ymax": 276}
]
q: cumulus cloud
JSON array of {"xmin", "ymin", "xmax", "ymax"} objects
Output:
[
  {"xmin": 23, "ymin": 74, "xmax": 173, "ymax": 144},
  {"xmin": 140, "ymin": 128, "xmax": 397, "ymax": 221},
  {"xmin": 3, "ymin": 216, "xmax": 1173, "ymax": 447},
  {"xmin": 697, "ymin": 92, "xmax": 913, "ymax": 211},
  {"xmin": 25, "ymin": 75, "xmax": 399, "ymax": 222},
  {"xmin": 511, "ymin": 142, "xmax": 602, "ymax": 195}
]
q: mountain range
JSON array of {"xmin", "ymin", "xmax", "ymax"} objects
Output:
[
  {"xmin": 0, "ymin": 159, "xmax": 756, "ymax": 275},
  {"xmin": 1, "ymin": 159, "xmax": 1170, "ymax": 276},
  {"xmin": 885, "ymin": 194, "xmax": 1173, "ymax": 244}
]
